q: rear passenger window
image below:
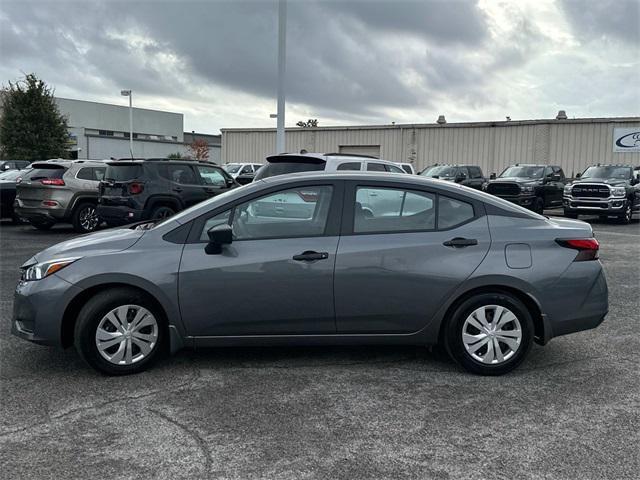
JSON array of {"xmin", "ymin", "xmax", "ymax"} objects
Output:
[
  {"xmin": 438, "ymin": 196, "xmax": 474, "ymax": 229},
  {"xmin": 367, "ymin": 163, "xmax": 386, "ymax": 172},
  {"xmin": 158, "ymin": 165, "xmax": 198, "ymax": 184},
  {"xmin": 337, "ymin": 162, "xmax": 361, "ymax": 171},
  {"xmin": 76, "ymin": 168, "xmax": 94, "ymax": 180},
  {"xmin": 354, "ymin": 187, "xmax": 435, "ymax": 233}
]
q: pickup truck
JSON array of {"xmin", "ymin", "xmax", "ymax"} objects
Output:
[
  {"xmin": 419, "ymin": 164, "xmax": 486, "ymax": 190},
  {"xmin": 483, "ymin": 164, "xmax": 567, "ymax": 214},
  {"xmin": 563, "ymin": 164, "xmax": 640, "ymax": 224}
]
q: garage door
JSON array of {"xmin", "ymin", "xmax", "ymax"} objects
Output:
[{"xmin": 339, "ymin": 145, "xmax": 380, "ymax": 158}]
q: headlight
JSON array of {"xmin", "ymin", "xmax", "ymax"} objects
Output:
[
  {"xmin": 564, "ymin": 185, "xmax": 572, "ymax": 194},
  {"xmin": 521, "ymin": 185, "xmax": 534, "ymax": 193},
  {"xmin": 611, "ymin": 187, "xmax": 625, "ymax": 197},
  {"xmin": 22, "ymin": 257, "xmax": 81, "ymax": 281}
]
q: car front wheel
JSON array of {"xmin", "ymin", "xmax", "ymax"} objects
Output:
[
  {"xmin": 444, "ymin": 292, "xmax": 534, "ymax": 375},
  {"xmin": 74, "ymin": 288, "xmax": 165, "ymax": 375},
  {"xmin": 619, "ymin": 202, "xmax": 632, "ymax": 224}
]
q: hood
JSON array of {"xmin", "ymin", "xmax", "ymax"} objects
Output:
[
  {"xmin": 571, "ymin": 177, "xmax": 628, "ymax": 186},
  {"xmin": 31, "ymin": 227, "xmax": 145, "ymax": 264},
  {"xmin": 491, "ymin": 177, "xmax": 539, "ymax": 184}
]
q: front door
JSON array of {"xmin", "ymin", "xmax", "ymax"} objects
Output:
[
  {"xmin": 334, "ymin": 183, "xmax": 491, "ymax": 334},
  {"xmin": 158, "ymin": 164, "xmax": 208, "ymax": 207},
  {"xmin": 178, "ymin": 183, "xmax": 342, "ymax": 336}
]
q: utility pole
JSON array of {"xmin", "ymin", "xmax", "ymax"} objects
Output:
[
  {"xmin": 121, "ymin": 90, "xmax": 133, "ymax": 157},
  {"xmin": 276, "ymin": 0, "xmax": 287, "ymax": 153}
]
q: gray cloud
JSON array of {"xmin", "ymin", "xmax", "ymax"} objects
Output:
[{"xmin": 560, "ymin": 0, "xmax": 640, "ymax": 44}]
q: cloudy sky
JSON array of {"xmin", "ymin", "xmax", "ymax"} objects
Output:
[{"xmin": 1, "ymin": 0, "xmax": 638, "ymax": 133}]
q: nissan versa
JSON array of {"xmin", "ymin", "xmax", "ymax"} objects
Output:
[{"xmin": 12, "ymin": 172, "xmax": 608, "ymax": 376}]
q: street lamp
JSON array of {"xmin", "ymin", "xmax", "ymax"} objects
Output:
[
  {"xmin": 120, "ymin": 90, "xmax": 133, "ymax": 157},
  {"xmin": 276, "ymin": 0, "xmax": 286, "ymax": 153}
]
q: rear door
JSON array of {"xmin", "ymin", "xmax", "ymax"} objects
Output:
[{"xmin": 334, "ymin": 181, "xmax": 491, "ymax": 334}]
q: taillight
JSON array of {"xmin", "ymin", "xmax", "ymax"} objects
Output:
[
  {"xmin": 41, "ymin": 178, "xmax": 65, "ymax": 186},
  {"xmin": 129, "ymin": 182, "xmax": 144, "ymax": 195},
  {"xmin": 556, "ymin": 238, "xmax": 599, "ymax": 261}
]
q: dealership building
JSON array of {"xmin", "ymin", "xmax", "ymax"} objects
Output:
[
  {"xmin": 55, "ymin": 98, "xmax": 221, "ymax": 163},
  {"xmin": 221, "ymin": 113, "xmax": 640, "ymax": 177}
]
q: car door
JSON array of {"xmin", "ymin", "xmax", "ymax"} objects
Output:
[
  {"xmin": 158, "ymin": 164, "xmax": 208, "ymax": 207},
  {"xmin": 196, "ymin": 164, "xmax": 233, "ymax": 196},
  {"xmin": 334, "ymin": 181, "xmax": 491, "ymax": 334},
  {"xmin": 542, "ymin": 166, "xmax": 562, "ymax": 206},
  {"xmin": 178, "ymin": 181, "xmax": 343, "ymax": 336}
]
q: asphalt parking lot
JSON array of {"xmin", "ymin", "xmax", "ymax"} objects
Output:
[{"xmin": 1, "ymin": 213, "xmax": 638, "ymax": 480}]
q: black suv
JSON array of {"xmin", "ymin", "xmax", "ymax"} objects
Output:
[
  {"xmin": 419, "ymin": 164, "xmax": 486, "ymax": 190},
  {"xmin": 563, "ymin": 164, "xmax": 640, "ymax": 224},
  {"xmin": 97, "ymin": 159, "xmax": 238, "ymax": 226},
  {"xmin": 484, "ymin": 164, "xmax": 566, "ymax": 214}
]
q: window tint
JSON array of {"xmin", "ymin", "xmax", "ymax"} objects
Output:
[
  {"xmin": 197, "ymin": 165, "xmax": 226, "ymax": 186},
  {"xmin": 458, "ymin": 167, "xmax": 469, "ymax": 178},
  {"xmin": 231, "ymin": 186, "xmax": 333, "ymax": 240},
  {"xmin": 76, "ymin": 167, "xmax": 94, "ymax": 180},
  {"xmin": 366, "ymin": 163, "xmax": 386, "ymax": 172},
  {"xmin": 200, "ymin": 210, "xmax": 231, "ymax": 241},
  {"xmin": 438, "ymin": 196, "xmax": 474, "ymax": 229},
  {"xmin": 401, "ymin": 165, "xmax": 413, "ymax": 174},
  {"xmin": 337, "ymin": 162, "xmax": 361, "ymax": 171},
  {"xmin": 26, "ymin": 166, "xmax": 66, "ymax": 181},
  {"xmin": 105, "ymin": 164, "xmax": 142, "ymax": 181},
  {"xmin": 387, "ymin": 164, "xmax": 405, "ymax": 173},
  {"xmin": 354, "ymin": 187, "xmax": 435, "ymax": 233},
  {"xmin": 544, "ymin": 166, "xmax": 553, "ymax": 177},
  {"xmin": 469, "ymin": 167, "xmax": 483, "ymax": 179},
  {"xmin": 158, "ymin": 164, "xmax": 198, "ymax": 184},
  {"xmin": 94, "ymin": 167, "xmax": 105, "ymax": 181}
]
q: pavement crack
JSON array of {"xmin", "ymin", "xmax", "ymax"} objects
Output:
[{"xmin": 147, "ymin": 407, "xmax": 212, "ymax": 475}]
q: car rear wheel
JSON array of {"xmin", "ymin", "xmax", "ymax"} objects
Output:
[
  {"xmin": 72, "ymin": 203, "xmax": 100, "ymax": 233},
  {"xmin": 74, "ymin": 288, "xmax": 165, "ymax": 375},
  {"xmin": 151, "ymin": 205, "xmax": 176, "ymax": 220},
  {"xmin": 444, "ymin": 292, "xmax": 534, "ymax": 375}
]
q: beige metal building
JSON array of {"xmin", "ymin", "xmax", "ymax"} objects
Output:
[{"xmin": 221, "ymin": 115, "xmax": 640, "ymax": 177}]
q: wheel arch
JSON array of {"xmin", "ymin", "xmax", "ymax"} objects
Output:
[{"xmin": 144, "ymin": 195, "xmax": 183, "ymax": 214}]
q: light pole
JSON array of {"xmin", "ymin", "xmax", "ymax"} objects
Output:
[
  {"xmin": 121, "ymin": 90, "xmax": 133, "ymax": 157},
  {"xmin": 276, "ymin": 0, "xmax": 287, "ymax": 153}
]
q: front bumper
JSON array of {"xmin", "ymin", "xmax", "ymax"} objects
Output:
[
  {"xmin": 97, "ymin": 204, "xmax": 145, "ymax": 226},
  {"xmin": 12, "ymin": 275, "xmax": 81, "ymax": 346},
  {"xmin": 562, "ymin": 195, "xmax": 632, "ymax": 214}
]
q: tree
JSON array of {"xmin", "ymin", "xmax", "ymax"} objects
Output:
[
  {"xmin": 187, "ymin": 138, "xmax": 209, "ymax": 161},
  {"xmin": 167, "ymin": 152, "xmax": 183, "ymax": 159},
  {"xmin": 296, "ymin": 119, "xmax": 318, "ymax": 128},
  {"xmin": 0, "ymin": 74, "xmax": 69, "ymax": 160}
]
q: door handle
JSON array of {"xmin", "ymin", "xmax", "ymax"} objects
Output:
[
  {"xmin": 293, "ymin": 251, "xmax": 329, "ymax": 261},
  {"xmin": 443, "ymin": 237, "xmax": 478, "ymax": 248},
  {"xmin": 173, "ymin": 187, "xmax": 183, "ymax": 192}
]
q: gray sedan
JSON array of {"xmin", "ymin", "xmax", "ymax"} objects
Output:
[{"xmin": 12, "ymin": 172, "xmax": 608, "ymax": 375}]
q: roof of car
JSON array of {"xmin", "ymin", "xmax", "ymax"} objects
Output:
[{"xmin": 266, "ymin": 152, "xmax": 398, "ymax": 165}]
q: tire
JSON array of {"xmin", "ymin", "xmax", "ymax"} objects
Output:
[
  {"xmin": 74, "ymin": 288, "xmax": 166, "ymax": 375},
  {"xmin": 444, "ymin": 292, "xmax": 534, "ymax": 376},
  {"xmin": 564, "ymin": 210, "xmax": 578, "ymax": 219},
  {"xmin": 618, "ymin": 202, "xmax": 632, "ymax": 225},
  {"xmin": 150, "ymin": 205, "xmax": 176, "ymax": 220},
  {"xmin": 533, "ymin": 197, "xmax": 545, "ymax": 214},
  {"xmin": 72, "ymin": 202, "xmax": 100, "ymax": 233},
  {"xmin": 11, "ymin": 212, "xmax": 25, "ymax": 225},
  {"xmin": 30, "ymin": 220, "xmax": 55, "ymax": 230}
]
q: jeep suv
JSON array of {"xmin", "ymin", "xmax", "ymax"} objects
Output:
[
  {"xmin": 253, "ymin": 152, "xmax": 406, "ymax": 180},
  {"xmin": 483, "ymin": 164, "xmax": 566, "ymax": 214},
  {"xmin": 97, "ymin": 159, "xmax": 238, "ymax": 226},
  {"xmin": 14, "ymin": 160, "xmax": 106, "ymax": 232},
  {"xmin": 563, "ymin": 164, "xmax": 640, "ymax": 223},
  {"xmin": 420, "ymin": 164, "xmax": 486, "ymax": 190}
]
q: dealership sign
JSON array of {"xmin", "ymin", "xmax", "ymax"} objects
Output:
[{"xmin": 613, "ymin": 128, "xmax": 640, "ymax": 153}]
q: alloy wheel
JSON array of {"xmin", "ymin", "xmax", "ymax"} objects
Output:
[
  {"xmin": 95, "ymin": 305, "xmax": 159, "ymax": 365},
  {"xmin": 623, "ymin": 204, "xmax": 632, "ymax": 223},
  {"xmin": 80, "ymin": 206, "xmax": 99, "ymax": 231},
  {"xmin": 462, "ymin": 305, "xmax": 522, "ymax": 364}
]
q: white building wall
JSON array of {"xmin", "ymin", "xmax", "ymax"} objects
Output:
[
  {"xmin": 86, "ymin": 136, "xmax": 221, "ymax": 162},
  {"xmin": 222, "ymin": 118, "xmax": 640, "ymax": 176}
]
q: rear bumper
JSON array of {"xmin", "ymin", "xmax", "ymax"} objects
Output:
[
  {"xmin": 97, "ymin": 204, "xmax": 145, "ymax": 225},
  {"xmin": 14, "ymin": 201, "xmax": 67, "ymax": 222}
]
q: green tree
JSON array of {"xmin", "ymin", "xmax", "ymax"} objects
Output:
[
  {"xmin": 167, "ymin": 152, "xmax": 183, "ymax": 159},
  {"xmin": 0, "ymin": 74, "xmax": 69, "ymax": 160}
]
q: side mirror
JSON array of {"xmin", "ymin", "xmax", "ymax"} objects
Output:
[
  {"xmin": 576, "ymin": 172, "xmax": 581, "ymax": 178},
  {"xmin": 205, "ymin": 224, "xmax": 232, "ymax": 254},
  {"xmin": 490, "ymin": 173, "xmax": 496, "ymax": 180}
]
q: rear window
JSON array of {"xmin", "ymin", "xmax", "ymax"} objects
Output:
[
  {"xmin": 26, "ymin": 166, "xmax": 66, "ymax": 181},
  {"xmin": 254, "ymin": 161, "xmax": 325, "ymax": 180},
  {"xmin": 105, "ymin": 164, "xmax": 143, "ymax": 181}
]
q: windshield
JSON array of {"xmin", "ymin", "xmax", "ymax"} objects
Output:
[
  {"xmin": 26, "ymin": 165, "xmax": 66, "ymax": 181},
  {"xmin": 500, "ymin": 166, "xmax": 544, "ymax": 178},
  {"xmin": 421, "ymin": 165, "xmax": 456, "ymax": 177},
  {"xmin": 223, "ymin": 164, "xmax": 242, "ymax": 174},
  {"xmin": 254, "ymin": 161, "xmax": 325, "ymax": 180},
  {"xmin": 104, "ymin": 164, "xmax": 143, "ymax": 181},
  {"xmin": 581, "ymin": 166, "xmax": 631, "ymax": 179},
  {"xmin": 0, "ymin": 169, "xmax": 29, "ymax": 181}
]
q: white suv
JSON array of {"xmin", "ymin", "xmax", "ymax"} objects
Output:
[{"xmin": 254, "ymin": 152, "xmax": 406, "ymax": 180}]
